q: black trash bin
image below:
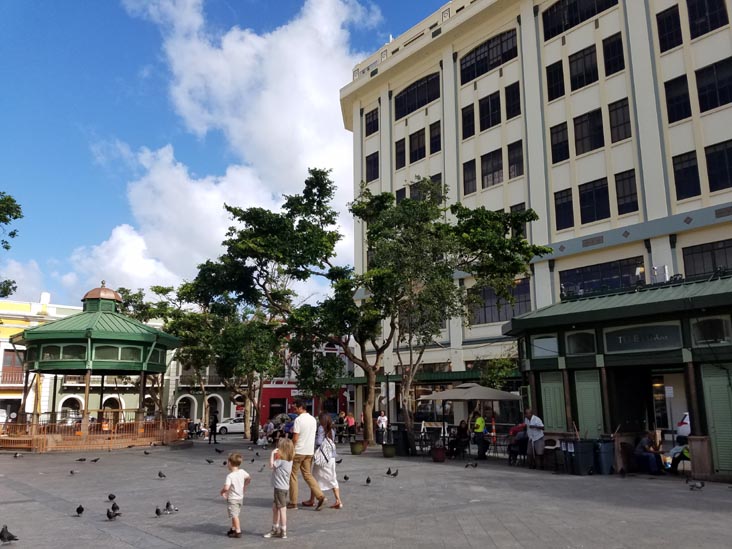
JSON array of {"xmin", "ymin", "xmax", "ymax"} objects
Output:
[
  {"xmin": 560, "ymin": 439, "xmax": 574, "ymax": 474},
  {"xmin": 393, "ymin": 427, "xmax": 409, "ymax": 457},
  {"xmin": 595, "ymin": 439, "xmax": 614, "ymax": 475},
  {"xmin": 572, "ymin": 440, "xmax": 596, "ymax": 475}
]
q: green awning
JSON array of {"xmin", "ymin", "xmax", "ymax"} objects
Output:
[{"xmin": 503, "ymin": 275, "xmax": 732, "ymax": 336}]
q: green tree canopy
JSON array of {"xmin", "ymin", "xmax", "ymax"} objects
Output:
[{"xmin": 0, "ymin": 192, "xmax": 23, "ymax": 297}]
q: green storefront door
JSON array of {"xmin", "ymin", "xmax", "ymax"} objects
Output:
[
  {"xmin": 701, "ymin": 365, "xmax": 732, "ymax": 474},
  {"xmin": 575, "ymin": 370, "xmax": 603, "ymax": 439},
  {"xmin": 540, "ymin": 371, "xmax": 566, "ymax": 432}
]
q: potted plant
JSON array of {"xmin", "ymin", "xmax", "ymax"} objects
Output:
[
  {"xmin": 350, "ymin": 439, "xmax": 365, "ymax": 455},
  {"xmin": 382, "ymin": 442, "xmax": 396, "ymax": 458},
  {"xmin": 431, "ymin": 438, "xmax": 446, "ymax": 462}
]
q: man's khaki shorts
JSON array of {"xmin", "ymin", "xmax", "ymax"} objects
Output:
[{"xmin": 227, "ymin": 499, "xmax": 243, "ymax": 518}]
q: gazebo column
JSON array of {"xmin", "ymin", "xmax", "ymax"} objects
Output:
[
  {"xmin": 50, "ymin": 375, "xmax": 58, "ymax": 424},
  {"xmin": 31, "ymin": 372, "xmax": 42, "ymax": 436},
  {"xmin": 81, "ymin": 370, "xmax": 91, "ymax": 436},
  {"xmin": 136, "ymin": 372, "xmax": 147, "ymax": 422},
  {"xmin": 99, "ymin": 374, "xmax": 105, "ymax": 411}
]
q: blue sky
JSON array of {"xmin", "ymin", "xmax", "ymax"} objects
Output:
[{"xmin": 0, "ymin": 0, "xmax": 446, "ymax": 304}]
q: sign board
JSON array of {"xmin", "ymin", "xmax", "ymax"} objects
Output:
[
  {"xmin": 604, "ymin": 324, "xmax": 682, "ymax": 354},
  {"xmin": 664, "ymin": 386, "xmax": 674, "ymax": 398},
  {"xmin": 235, "ymin": 405, "xmax": 244, "ymax": 412},
  {"xmin": 291, "ymin": 390, "xmax": 304, "ymax": 396}
]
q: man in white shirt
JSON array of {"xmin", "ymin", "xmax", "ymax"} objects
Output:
[
  {"xmin": 288, "ymin": 399, "xmax": 325, "ymax": 510},
  {"xmin": 524, "ymin": 407, "xmax": 545, "ymax": 470},
  {"xmin": 376, "ymin": 410, "xmax": 388, "ymax": 444}
]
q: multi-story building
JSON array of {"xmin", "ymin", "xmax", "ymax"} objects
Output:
[{"xmin": 340, "ymin": 0, "xmax": 732, "ymax": 476}]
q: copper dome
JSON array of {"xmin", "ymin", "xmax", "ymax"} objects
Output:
[{"xmin": 82, "ymin": 282, "xmax": 123, "ymax": 302}]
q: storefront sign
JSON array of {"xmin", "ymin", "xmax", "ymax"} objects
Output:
[
  {"xmin": 604, "ymin": 324, "xmax": 682, "ymax": 354},
  {"xmin": 665, "ymin": 386, "xmax": 674, "ymax": 398}
]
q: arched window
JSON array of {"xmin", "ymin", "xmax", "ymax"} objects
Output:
[
  {"xmin": 394, "ymin": 73, "xmax": 440, "ymax": 120},
  {"xmin": 460, "ymin": 30, "xmax": 517, "ymax": 85}
]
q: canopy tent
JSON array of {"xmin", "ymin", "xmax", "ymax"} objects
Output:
[{"xmin": 419, "ymin": 383, "xmax": 520, "ymax": 402}]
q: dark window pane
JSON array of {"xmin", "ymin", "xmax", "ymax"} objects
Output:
[
  {"xmin": 462, "ymin": 104, "xmax": 475, "ymax": 139},
  {"xmin": 409, "ymin": 129, "xmax": 426, "ymax": 163},
  {"xmin": 365, "ymin": 151, "xmax": 379, "ymax": 182},
  {"xmin": 615, "ymin": 169, "xmax": 639, "ymax": 214},
  {"xmin": 665, "ymin": 75, "xmax": 692, "ymax": 123},
  {"xmin": 510, "ymin": 202, "xmax": 527, "ymax": 238},
  {"xmin": 608, "ymin": 98, "xmax": 631, "ymax": 142},
  {"xmin": 657, "ymin": 5, "xmax": 683, "ymax": 52},
  {"xmin": 481, "ymin": 148, "xmax": 504, "ymax": 188},
  {"xmin": 683, "ymin": 238, "xmax": 732, "ymax": 277},
  {"xmin": 395, "ymin": 188, "xmax": 406, "ymax": 203},
  {"xmin": 429, "ymin": 121, "xmax": 441, "ymax": 154},
  {"xmin": 574, "ymin": 108, "xmax": 605, "ymax": 155},
  {"xmin": 508, "ymin": 140, "xmax": 524, "ymax": 178},
  {"xmin": 687, "ymin": 0, "xmax": 729, "ymax": 39},
  {"xmin": 395, "ymin": 139, "xmax": 405, "ymax": 170},
  {"xmin": 479, "ymin": 91, "xmax": 501, "ymax": 131},
  {"xmin": 546, "ymin": 61, "xmax": 566, "ymax": 101},
  {"xmin": 579, "ymin": 177, "xmax": 611, "ymax": 223},
  {"xmin": 603, "ymin": 33, "xmax": 625, "ymax": 76},
  {"xmin": 705, "ymin": 138, "xmax": 732, "ymax": 191},
  {"xmin": 696, "ymin": 57, "xmax": 732, "ymax": 112},
  {"xmin": 471, "ymin": 278, "xmax": 531, "ymax": 324},
  {"xmin": 673, "ymin": 151, "xmax": 701, "ymax": 199},
  {"xmin": 554, "ymin": 188, "xmax": 574, "ymax": 230},
  {"xmin": 543, "ymin": 0, "xmax": 620, "ymax": 41},
  {"xmin": 505, "ymin": 82, "xmax": 521, "ymax": 119},
  {"xmin": 551, "ymin": 122, "xmax": 570, "ymax": 163},
  {"xmin": 463, "ymin": 159, "xmax": 477, "ymax": 195},
  {"xmin": 394, "ymin": 73, "xmax": 441, "ymax": 120},
  {"xmin": 364, "ymin": 108, "xmax": 379, "ymax": 136},
  {"xmin": 569, "ymin": 45, "xmax": 599, "ymax": 91},
  {"xmin": 559, "ymin": 256, "xmax": 644, "ymax": 297},
  {"xmin": 460, "ymin": 30, "xmax": 518, "ymax": 84}
]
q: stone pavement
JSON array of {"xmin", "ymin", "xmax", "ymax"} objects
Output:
[{"xmin": 1, "ymin": 438, "xmax": 731, "ymax": 548}]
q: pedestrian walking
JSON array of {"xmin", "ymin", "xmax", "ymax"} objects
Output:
[
  {"xmin": 209, "ymin": 411, "xmax": 219, "ymax": 445},
  {"xmin": 287, "ymin": 399, "xmax": 325, "ymax": 510},
  {"xmin": 219, "ymin": 453, "xmax": 251, "ymax": 538},
  {"xmin": 264, "ymin": 438, "xmax": 294, "ymax": 539},
  {"xmin": 312, "ymin": 414, "xmax": 343, "ymax": 509},
  {"xmin": 524, "ymin": 407, "xmax": 545, "ymax": 469}
]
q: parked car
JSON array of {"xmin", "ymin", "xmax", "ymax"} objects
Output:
[{"xmin": 218, "ymin": 417, "xmax": 245, "ymax": 435}]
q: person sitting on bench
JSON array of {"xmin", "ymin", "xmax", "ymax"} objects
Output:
[{"xmin": 634, "ymin": 430, "xmax": 663, "ymax": 475}]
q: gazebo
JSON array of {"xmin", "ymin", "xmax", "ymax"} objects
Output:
[{"xmin": 2, "ymin": 283, "xmax": 183, "ymax": 452}]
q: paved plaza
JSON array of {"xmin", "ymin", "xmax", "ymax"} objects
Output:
[{"xmin": 1, "ymin": 438, "xmax": 731, "ymax": 548}]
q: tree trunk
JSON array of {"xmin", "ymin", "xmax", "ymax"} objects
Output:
[
  {"xmin": 243, "ymin": 395, "xmax": 252, "ymax": 440},
  {"xmin": 401, "ymin": 373, "xmax": 418, "ymax": 454},
  {"xmin": 198, "ymin": 374, "xmax": 209, "ymax": 428},
  {"xmin": 363, "ymin": 367, "xmax": 376, "ymax": 444}
]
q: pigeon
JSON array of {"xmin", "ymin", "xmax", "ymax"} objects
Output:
[
  {"xmin": 111, "ymin": 502, "xmax": 120, "ymax": 513},
  {"xmin": 126, "ymin": 445, "xmax": 134, "ymax": 449},
  {"xmin": 386, "ymin": 467, "xmax": 392, "ymax": 475},
  {"xmin": 155, "ymin": 507, "xmax": 162, "ymax": 518},
  {"xmin": 144, "ymin": 450, "xmax": 150, "ymax": 455},
  {"xmin": 13, "ymin": 452, "xmax": 21, "ymax": 459},
  {"xmin": 470, "ymin": 463, "xmax": 477, "ymax": 469},
  {"xmin": 108, "ymin": 494, "xmax": 116, "ymax": 502},
  {"xmin": 366, "ymin": 476, "xmax": 371, "ymax": 485},
  {"xmin": 75, "ymin": 458, "xmax": 86, "ymax": 462},
  {"xmin": 0, "ymin": 525, "xmax": 19, "ymax": 543},
  {"xmin": 250, "ymin": 458, "xmax": 255, "ymax": 463},
  {"xmin": 70, "ymin": 470, "xmax": 78, "ymax": 475},
  {"xmin": 76, "ymin": 505, "xmax": 84, "ymax": 517},
  {"xmin": 258, "ymin": 465, "xmax": 266, "ymax": 473},
  {"xmin": 215, "ymin": 448, "xmax": 223, "ymax": 454},
  {"xmin": 335, "ymin": 458, "xmax": 343, "ymax": 464},
  {"xmin": 256, "ymin": 452, "xmax": 260, "ymax": 457},
  {"xmin": 106, "ymin": 508, "xmax": 121, "ymax": 521},
  {"xmin": 205, "ymin": 458, "xmax": 214, "ymax": 464},
  {"xmin": 222, "ymin": 461, "xmax": 227, "ymax": 466},
  {"xmin": 687, "ymin": 479, "xmax": 705, "ymax": 491},
  {"xmin": 392, "ymin": 469, "xmax": 400, "ymax": 477},
  {"xmin": 464, "ymin": 463, "xmax": 470, "ymax": 468},
  {"xmin": 165, "ymin": 501, "xmax": 174, "ymax": 513},
  {"xmin": 248, "ymin": 446, "xmax": 253, "ymax": 451},
  {"xmin": 343, "ymin": 475, "xmax": 349, "ymax": 482},
  {"xmin": 158, "ymin": 471, "xmax": 166, "ymax": 479},
  {"xmin": 90, "ymin": 458, "xmax": 100, "ymax": 463}
]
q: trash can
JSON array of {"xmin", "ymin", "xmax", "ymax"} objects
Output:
[
  {"xmin": 572, "ymin": 440, "xmax": 596, "ymax": 475},
  {"xmin": 560, "ymin": 439, "xmax": 574, "ymax": 474},
  {"xmin": 595, "ymin": 439, "xmax": 614, "ymax": 475},
  {"xmin": 393, "ymin": 427, "xmax": 409, "ymax": 457}
]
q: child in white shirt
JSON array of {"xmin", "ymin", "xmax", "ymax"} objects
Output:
[{"xmin": 220, "ymin": 452, "xmax": 251, "ymax": 538}]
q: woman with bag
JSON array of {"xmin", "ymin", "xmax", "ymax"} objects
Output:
[{"xmin": 311, "ymin": 414, "xmax": 343, "ymax": 509}]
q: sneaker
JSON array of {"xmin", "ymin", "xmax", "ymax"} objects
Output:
[
  {"xmin": 286, "ymin": 503, "xmax": 298, "ymax": 510},
  {"xmin": 263, "ymin": 529, "xmax": 279, "ymax": 539},
  {"xmin": 227, "ymin": 529, "xmax": 235, "ymax": 536},
  {"xmin": 277, "ymin": 531, "xmax": 288, "ymax": 539},
  {"xmin": 227, "ymin": 531, "xmax": 241, "ymax": 538}
]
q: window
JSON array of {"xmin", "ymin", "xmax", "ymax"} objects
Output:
[
  {"xmin": 95, "ymin": 346, "xmax": 119, "ymax": 360},
  {"xmin": 554, "ymin": 189, "xmax": 574, "ymax": 230},
  {"xmin": 505, "ymin": 82, "xmax": 521, "ymax": 119},
  {"xmin": 683, "ymin": 238, "xmax": 732, "ymax": 277},
  {"xmin": 365, "ymin": 151, "xmax": 379, "ymax": 182},
  {"xmin": 409, "ymin": 129, "xmax": 426, "ymax": 163},
  {"xmin": 508, "ymin": 140, "xmax": 524, "ymax": 178},
  {"xmin": 471, "ymin": 278, "xmax": 531, "ymax": 324},
  {"xmin": 463, "ymin": 159, "xmax": 477, "ymax": 195},
  {"xmin": 429, "ymin": 121, "xmax": 441, "ymax": 154},
  {"xmin": 120, "ymin": 347, "xmax": 142, "ymax": 362},
  {"xmin": 696, "ymin": 57, "xmax": 732, "ymax": 112},
  {"xmin": 479, "ymin": 91, "xmax": 501, "ymax": 131},
  {"xmin": 41, "ymin": 345, "xmax": 61, "ymax": 360},
  {"xmin": 364, "ymin": 108, "xmax": 379, "ymax": 136},
  {"xmin": 460, "ymin": 30, "xmax": 518, "ymax": 84},
  {"xmin": 550, "ymin": 122, "xmax": 570, "ymax": 163},
  {"xmin": 511, "ymin": 202, "xmax": 527, "ymax": 238},
  {"xmin": 569, "ymin": 45, "xmax": 599, "ymax": 91},
  {"xmin": 691, "ymin": 316, "xmax": 732, "ymax": 345},
  {"xmin": 62, "ymin": 345, "xmax": 86, "ymax": 360},
  {"xmin": 615, "ymin": 170, "xmax": 638, "ymax": 214},
  {"xmin": 657, "ymin": 5, "xmax": 683, "ymax": 52},
  {"xmin": 481, "ymin": 148, "xmax": 503, "ymax": 188},
  {"xmin": 608, "ymin": 98, "xmax": 631, "ymax": 142},
  {"xmin": 687, "ymin": 0, "xmax": 729, "ymax": 39},
  {"xmin": 566, "ymin": 332, "xmax": 596, "ymax": 355},
  {"xmin": 705, "ymin": 138, "xmax": 732, "ymax": 191},
  {"xmin": 395, "ymin": 139, "xmax": 406, "ymax": 170},
  {"xmin": 574, "ymin": 109, "xmax": 604, "ymax": 155},
  {"xmin": 579, "ymin": 178, "xmax": 610, "ymax": 223},
  {"xmin": 543, "ymin": 0, "xmax": 619, "ymax": 41},
  {"xmin": 603, "ymin": 33, "xmax": 625, "ymax": 76},
  {"xmin": 394, "ymin": 73, "xmax": 441, "ymax": 120},
  {"xmin": 665, "ymin": 75, "xmax": 692, "ymax": 123},
  {"xmin": 431, "ymin": 173, "xmax": 442, "ymax": 186},
  {"xmin": 395, "ymin": 188, "xmax": 407, "ymax": 203},
  {"xmin": 559, "ymin": 256, "xmax": 644, "ymax": 297},
  {"xmin": 673, "ymin": 151, "xmax": 701, "ymax": 199},
  {"xmin": 462, "ymin": 104, "xmax": 475, "ymax": 139},
  {"xmin": 546, "ymin": 61, "xmax": 566, "ymax": 101}
]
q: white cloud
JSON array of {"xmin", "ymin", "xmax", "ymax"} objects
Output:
[
  {"xmin": 70, "ymin": 0, "xmax": 369, "ymax": 299},
  {"xmin": 1, "ymin": 259, "xmax": 44, "ymax": 302}
]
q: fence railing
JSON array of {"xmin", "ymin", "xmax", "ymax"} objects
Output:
[
  {"xmin": 62, "ymin": 375, "xmax": 133, "ymax": 385},
  {"xmin": 0, "ymin": 370, "xmax": 24, "ymax": 385},
  {"xmin": 178, "ymin": 374, "xmax": 223, "ymax": 386}
]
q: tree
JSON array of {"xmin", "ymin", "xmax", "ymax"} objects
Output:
[
  {"xmin": 0, "ymin": 192, "xmax": 23, "ymax": 297},
  {"xmin": 476, "ymin": 356, "xmax": 518, "ymax": 391}
]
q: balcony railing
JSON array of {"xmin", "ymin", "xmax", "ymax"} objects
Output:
[
  {"xmin": 0, "ymin": 370, "xmax": 24, "ymax": 385},
  {"xmin": 178, "ymin": 374, "xmax": 223, "ymax": 386},
  {"xmin": 63, "ymin": 375, "xmax": 132, "ymax": 386}
]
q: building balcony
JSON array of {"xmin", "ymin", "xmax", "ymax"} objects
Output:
[
  {"xmin": 62, "ymin": 375, "xmax": 132, "ymax": 386},
  {"xmin": 178, "ymin": 373, "xmax": 223, "ymax": 386},
  {"xmin": 0, "ymin": 370, "xmax": 24, "ymax": 385}
]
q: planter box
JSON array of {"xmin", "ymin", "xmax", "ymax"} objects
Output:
[
  {"xmin": 382, "ymin": 443, "xmax": 396, "ymax": 458},
  {"xmin": 350, "ymin": 441, "xmax": 365, "ymax": 455}
]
